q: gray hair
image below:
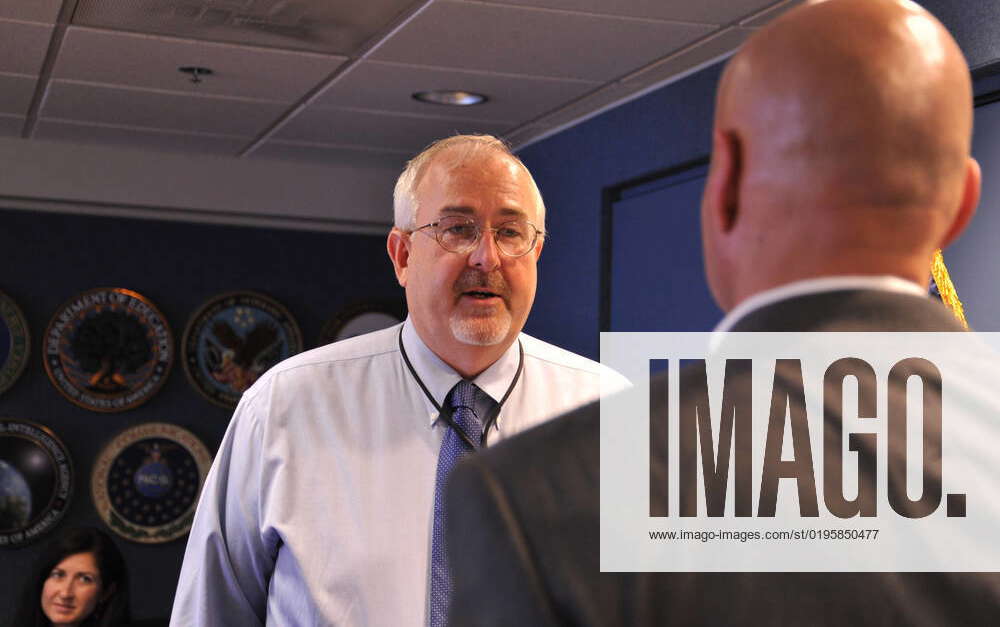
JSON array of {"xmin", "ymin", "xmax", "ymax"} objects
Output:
[{"xmin": 392, "ymin": 134, "xmax": 547, "ymax": 231}]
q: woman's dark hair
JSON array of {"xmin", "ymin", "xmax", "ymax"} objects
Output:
[{"xmin": 14, "ymin": 526, "xmax": 131, "ymax": 627}]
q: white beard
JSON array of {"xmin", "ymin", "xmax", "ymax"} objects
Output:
[{"xmin": 449, "ymin": 309, "xmax": 512, "ymax": 346}]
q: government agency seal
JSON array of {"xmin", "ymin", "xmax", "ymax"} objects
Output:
[
  {"xmin": 44, "ymin": 288, "xmax": 173, "ymax": 412},
  {"xmin": 0, "ymin": 419, "xmax": 73, "ymax": 548},
  {"xmin": 91, "ymin": 422, "xmax": 211, "ymax": 543},
  {"xmin": 183, "ymin": 291, "xmax": 302, "ymax": 408},
  {"xmin": 0, "ymin": 290, "xmax": 30, "ymax": 396}
]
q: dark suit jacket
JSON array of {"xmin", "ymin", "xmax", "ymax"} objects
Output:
[{"xmin": 446, "ymin": 289, "xmax": 1000, "ymax": 626}]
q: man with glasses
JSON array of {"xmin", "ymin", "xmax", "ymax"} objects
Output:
[{"xmin": 171, "ymin": 134, "xmax": 627, "ymax": 626}]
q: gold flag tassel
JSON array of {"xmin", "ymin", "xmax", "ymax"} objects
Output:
[{"xmin": 932, "ymin": 249, "xmax": 969, "ymax": 330}]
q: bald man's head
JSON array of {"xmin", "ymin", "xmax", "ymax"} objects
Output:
[{"xmin": 701, "ymin": 0, "xmax": 980, "ymax": 311}]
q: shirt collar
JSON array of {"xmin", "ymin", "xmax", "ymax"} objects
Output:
[
  {"xmin": 713, "ymin": 275, "xmax": 928, "ymax": 333},
  {"xmin": 401, "ymin": 317, "xmax": 521, "ymax": 427}
]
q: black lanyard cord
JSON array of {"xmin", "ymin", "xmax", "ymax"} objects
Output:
[{"xmin": 398, "ymin": 326, "xmax": 524, "ymax": 448}]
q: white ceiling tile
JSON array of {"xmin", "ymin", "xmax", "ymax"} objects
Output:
[
  {"xmin": 41, "ymin": 81, "xmax": 288, "ymax": 136},
  {"xmin": 35, "ymin": 119, "xmax": 247, "ymax": 155},
  {"xmin": 370, "ymin": 1, "xmax": 715, "ymax": 81},
  {"xmin": 0, "ymin": 19, "xmax": 54, "ymax": 75},
  {"xmin": 251, "ymin": 141, "xmax": 409, "ymax": 169},
  {"xmin": 0, "ymin": 73, "xmax": 37, "ymax": 116},
  {"xmin": 0, "ymin": 113, "xmax": 23, "ymax": 137},
  {"xmin": 472, "ymin": 0, "xmax": 783, "ymax": 26},
  {"xmin": 276, "ymin": 107, "xmax": 512, "ymax": 151},
  {"xmin": 72, "ymin": 0, "xmax": 416, "ymax": 55},
  {"xmin": 0, "ymin": 0, "xmax": 805, "ymax": 169},
  {"xmin": 53, "ymin": 27, "xmax": 346, "ymax": 102},
  {"xmin": 741, "ymin": 0, "xmax": 806, "ymax": 26},
  {"xmin": 315, "ymin": 61, "xmax": 599, "ymax": 122},
  {"xmin": 0, "ymin": 0, "xmax": 62, "ymax": 23}
]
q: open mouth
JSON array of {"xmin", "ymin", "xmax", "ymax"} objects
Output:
[{"xmin": 462, "ymin": 290, "xmax": 501, "ymax": 300}]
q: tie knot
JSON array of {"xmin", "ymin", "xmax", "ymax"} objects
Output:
[
  {"xmin": 448, "ymin": 380, "xmax": 485, "ymax": 448},
  {"xmin": 449, "ymin": 379, "xmax": 478, "ymax": 410}
]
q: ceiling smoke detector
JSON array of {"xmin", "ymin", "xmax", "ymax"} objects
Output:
[
  {"xmin": 412, "ymin": 90, "xmax": 488, "ymax": 106},
  {"xmin": 179, "ymin": 66, "xmax": 214, "ymax": 84}
]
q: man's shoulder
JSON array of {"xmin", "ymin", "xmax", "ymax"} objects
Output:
[
  {"xmin": 277, "ymin": 322, "xmax": 400, "ymax": 369},
  {"xmin": 519, "ymin": 333, "xmax": 628, "ymax": 387},
  {"xmin": 519, "ymin": 333, "xmax": 600, "ymax": 371},
  {"xmin": 732, "ymin": 288, "xmax": 962, "ymax": 332},
  {"xmin": 243, "ymin": 324, "xmax": 401, "ymax": 398}
]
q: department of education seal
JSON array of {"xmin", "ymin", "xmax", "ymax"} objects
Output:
[
  {"xmin": 44, "ymin": 288, "xmax": 173, "ymax": 413},
  {"xmin": 0, "ymin": 290, "xmax": 30, "ymax": 396},
  {"xmin": 91, "ymin": 422, "xmax": 211, "ymax": 544},
  {"xmin": 319, "ymin": 300, "xmax": 405, "ymax": 346},
  {"xmin": 183, "ymin": 291, "xmax": 302, "ymax": 408},
  {"xmin": 0, "ymin": 419, "xmax": 73, "ymax": 548}
]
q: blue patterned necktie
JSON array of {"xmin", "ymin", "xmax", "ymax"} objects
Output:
[{"xmin": 429, "ymin": 380, "xmax": 487, "ymax": 627}]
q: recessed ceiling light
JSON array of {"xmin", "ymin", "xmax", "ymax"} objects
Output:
[{"xmin": 412, "ymin": 90, "xmax": 488, "ymax": 106}]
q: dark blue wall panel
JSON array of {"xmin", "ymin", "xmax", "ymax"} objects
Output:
[
  {"xmin": 0, "ymin": 209, "xmax": 402, "ymax": 622},
  {"xmin": 521, "ymin": 3, "xmax": 1000, "ymax": 358},
  {"xmin": 520, "ymin": 64, "xmax": 724, "ymax": 358},
  {"xmin": 943, "ymin": 99, "xmax": 1000, "ymax": 330},
  {"xmin": 609, "ymin": 166, "xmax": 721, "ymax": 332}
]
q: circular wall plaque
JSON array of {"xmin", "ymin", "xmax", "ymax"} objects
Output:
[
  {"xmin": 0, "ymin": 290, "xmax": 30, "ymax": 396},
  {"xmin": 319, "ymin": 301, "xmax": 405, "ymax": 346},
  {"xmin": 183, "ymin": 291, "xmax": 303, "ymax": 408},
  {"xmin": 43, "ymin": 288, "xmax": 173, "ymax": 413},
  {"xmin": 91, "ymin": 422, "xmax": 211, "ymax": 544},
  {"xmin": 0, "ymin": 419, "xmax": 73, "ymax": 548}
]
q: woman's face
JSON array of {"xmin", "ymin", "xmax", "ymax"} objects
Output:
[{"xmin": 41, "ymin": 551, "xmax": 103, "ymax": 626}]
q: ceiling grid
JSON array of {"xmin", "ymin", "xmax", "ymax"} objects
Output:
[{"xmin": 0, "ymin": 0, "xmax": 804, "ymax": 164}]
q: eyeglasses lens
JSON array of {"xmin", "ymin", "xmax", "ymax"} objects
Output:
[{"xmin": 435, "ymin": 217, "xmax": 536, "ymax": 256}]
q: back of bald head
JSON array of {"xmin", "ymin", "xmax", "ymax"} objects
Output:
[{"xmin": 718, "ymin": 0, "xmax": 972, "ymax": 214}]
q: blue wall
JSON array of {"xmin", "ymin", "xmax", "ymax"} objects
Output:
[
  {"xmin": 522, "ymin": 0, "xmax": 1000, "ymax": 358},
  {"xmin": 0, "ymin": 209, "xmax": 402, "ymax": 622},
  {"xmin": 945, "ymin": 100, "xmax": 1000, "ymax": 330},
  {"xmin": 521, "ymin": 64, "xmax": 723, "ymax": 358}
]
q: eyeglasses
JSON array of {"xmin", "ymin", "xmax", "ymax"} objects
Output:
[{"xmin": 410, "ymin": 215, "xmax": 545, "ymax": 257}]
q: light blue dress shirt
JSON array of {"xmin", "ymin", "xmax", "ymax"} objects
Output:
[{"xmin": 170, "ymin": 319, "xmax": 628, "ymax": 626}]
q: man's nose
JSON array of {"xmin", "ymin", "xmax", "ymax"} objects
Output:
[{"xmin": 468, "ymin": 230, "xmax": 501, "ymax": 271}]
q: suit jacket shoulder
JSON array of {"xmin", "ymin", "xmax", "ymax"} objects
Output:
[
  {"xmin": 730, "ymin": 289, "xmax": 965, "ymax": 332},
  {"xmin": 447, "ymin": 290, "xmax": 998, "ymax": 626}
]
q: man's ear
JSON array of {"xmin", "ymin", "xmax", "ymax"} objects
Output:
[
  {"xmin": 939, "ymin": 156, "xmax": 980, "ymax": 250},
  {"xmin": 532, "ymin": 236, "xmax": 544, "ymax": 261},
  {"xmin": 702, "ymin": 129, "xmax": 743, "ymax": 234},
  {"xmin": 386, "ymin": 228, "xmax": 411, "ymax": 287}
]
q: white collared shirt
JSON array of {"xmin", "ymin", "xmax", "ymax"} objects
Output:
[
  {"xmin": 713, "ymin": 275, "xmax": 929, "ymax": 333},
  {"xmin": 171, "ymin": 319, "xmax": 628, "ymax": 627}
]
